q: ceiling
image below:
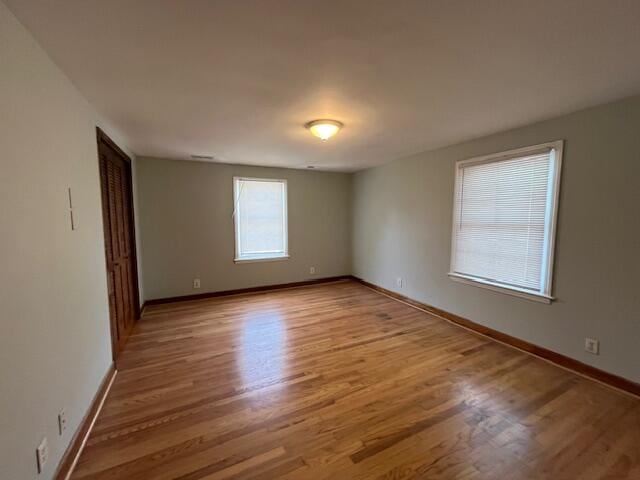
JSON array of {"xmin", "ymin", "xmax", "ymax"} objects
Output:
[{"xmin": 6, "ymin": 0, "xmax": 640, "ymax": 171}]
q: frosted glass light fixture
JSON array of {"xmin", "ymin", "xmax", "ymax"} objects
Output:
[{"xmin": 305, "ymin": 119, "xmax": 343, "ymax": 141}]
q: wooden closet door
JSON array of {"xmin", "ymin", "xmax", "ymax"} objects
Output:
[{"xmin": 98, "ymin": 129, "xmax": 140, "ymax": 360}]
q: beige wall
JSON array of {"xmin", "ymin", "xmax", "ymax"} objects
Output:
[
  {"xmin": 137, "ymin": 157, "xmax": 352, "ymax": 300},
  {"xmin": 0, "ymin": 3, "xmax": 136, "ymax": 479},
  {"xmin": 353, "ymin": 95, "xmax": 640, "ymax": 384}
]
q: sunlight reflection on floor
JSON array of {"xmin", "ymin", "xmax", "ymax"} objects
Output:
[{"xmin": 237, "ymin": 310, "xmax": 288, "ymax": 391}]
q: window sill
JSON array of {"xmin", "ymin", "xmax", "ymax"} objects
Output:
[
  {"xmin": 448, "ymin": 273, "xmax": 554, "ymax": 304},
  {"xmin": 234, "ymin": 255, "xmax": 290, "ymax": 264}
]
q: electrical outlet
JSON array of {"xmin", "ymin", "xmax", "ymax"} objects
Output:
[
  {"xmin": 193, "ymin": 278, "xmax": 201, "ymax": 289},
  {"xmin": 396, "ymin": 277, "xmax": 403, "ymax": 288},
  {"xmin": 309, "ymin": 266, "xmax": 316, "ymax": 275},
  {"xmin": 585, "ymin": 338, "xmax": 599, "ymax": 355},
  {"xmin": 36, "ymin": 437, "xmax": 48, "ymax": 474},
  {"xmin": 58, "ymin": 409, "xmax": 67, "ymax": 435}
]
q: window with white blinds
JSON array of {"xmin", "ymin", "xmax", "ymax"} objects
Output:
[
  {"xmin": 449, "ymin": 141, "xmax": 563, "ymax": 302},
  {"xmin": 233, "ymin": 177, "xmax": 288, "ymax": 262}
]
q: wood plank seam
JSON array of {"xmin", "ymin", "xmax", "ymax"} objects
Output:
[
  {"xmin": 69, "ymin": 281, "xmax": 640, "ymax": 478},
  {"xmin": 141, "ymin": 275, "xmax": 352, "ymax": 313},
  {"xmin": 352, "ymin": 276, "xmax": 640, "ymax": 399}
]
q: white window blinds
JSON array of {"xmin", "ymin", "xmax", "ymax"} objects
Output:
[
  {"xmin": 234, "ymin": 178, "xmax": 288, "ymax": 261},
  {"xmin": 450, "ymin": 142, "xmax": 562, "ymax": 301}
]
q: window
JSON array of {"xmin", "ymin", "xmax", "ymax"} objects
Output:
[
  {"xmin": 449, "ymin": 141, "xmax": 563, "ymax": 303},
  {"xmin": 233, "ymin": 177, "xmax": 288, "ymax": 262}
]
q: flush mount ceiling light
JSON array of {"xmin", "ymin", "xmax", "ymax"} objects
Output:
[{"xmin": 305, "ymin": 119, "xmax": 343, "ymax": 141}]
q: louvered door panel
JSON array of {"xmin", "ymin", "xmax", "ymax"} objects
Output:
[{"xmin": 98, "ymin": 129, "xmax": 139, "ymax": 361}]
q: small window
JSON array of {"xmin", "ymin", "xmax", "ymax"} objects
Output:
[
  {"xmin": 449, "ymin": 141, "xmax": 563, "ymax": 303},
  {"xmin": 233, "ymin": 177, "xmax": 288, "ymax": 263}
]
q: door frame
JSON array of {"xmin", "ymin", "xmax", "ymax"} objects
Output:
[{"xmin": 96, "ymin": 127, "xmax": 141, "ymax": 361}]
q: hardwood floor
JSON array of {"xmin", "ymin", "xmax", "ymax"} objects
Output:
[{"xmin": 72, "ymin": 280, "xmax": 640, "ymax": 479}]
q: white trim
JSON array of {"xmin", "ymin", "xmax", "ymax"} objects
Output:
[
  {"xmin": 454, "ymin": 140, "xmax": 564, "ymax": 169},
  {"xmin": 448, "ymin": 273, "xmax": 553, "ymax": 304},
  {"xmin": 542, "ymin": 142, "xmax": 563, "ymax": 295},
  {"xmin": 233, "ymin": 176, "xmax": 289, "ymax": 263},
  {"xmin": 449, "ymin": 140, "xmax": 563, "ymax": 302},
  {"xmin": 234, "ymin": 254, "xmax": 290, "ymax": 264}
]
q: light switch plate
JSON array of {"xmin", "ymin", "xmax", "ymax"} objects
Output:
[
  {"xmin": 70, "ymin": 210, "xmax": 77, "ymax": 230},
  {"xmin": 68, "ymin": 188, "xmax": 77, "ymax": 230}
]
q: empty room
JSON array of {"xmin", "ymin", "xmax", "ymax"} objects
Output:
[{"xmin": 2, "ymin": 1, "xmax": 640, "ymax": 479}]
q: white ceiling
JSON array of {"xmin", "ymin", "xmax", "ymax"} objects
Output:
[{"xmin": 6, "ymin": 0, "xmax": 640, "ymax": 171}]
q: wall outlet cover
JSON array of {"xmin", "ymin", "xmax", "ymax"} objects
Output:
[
  {"xmin": 193, "ymin": 278, "xmax": 201, "ymax": 289},
  {"xmin": 585, "ymin": 337, "xmax": 599, "ymax": 355},
  {"xmin": 36, "ymin": 437, "xmax": 48, "ymax": 473},
  {"xmin": 58, "ymin": 409, "xmax": 67, "ymax": 435},
  {"xmin": 310, "ymin": 267, "xmax": 316, "ymax": 275},
  {"xmin": 396, "ymin": 277, "xmax": 403, "ymax": 288}
]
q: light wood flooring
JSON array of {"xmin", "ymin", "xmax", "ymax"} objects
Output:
[{"xmin": 72, "ymin": 280, "xmax": 640, "ymax": 479}]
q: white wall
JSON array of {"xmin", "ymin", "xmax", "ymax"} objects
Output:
[
  {"xmin": 137, "ymin": 157, "xmax": 352, "ymax": 300},
  {"xmin": 0, "ymin": 3, "xmax": 135, "ymax": 478},
  {"xmin": 352, "ymin": 95, "xmax": 640, "ymax": 384}
]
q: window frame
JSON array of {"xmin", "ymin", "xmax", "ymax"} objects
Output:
[
  {"xmin": 233, "ymin": 176, "xmax": 289, "ymax": 263},
  {"xmin": 448, "ymin": 140, "xmax": 563, "ymax": 304}
]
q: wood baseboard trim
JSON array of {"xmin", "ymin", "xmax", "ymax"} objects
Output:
[
  {"xmin": 353, "ymin": 276, "xmax": 640, "ymax": 398},
  {"xmin": 54, "ymin": 364, "xmax": 117, "ymax": 480},
  {"xmin": 142, "ymin": 275, "xmax": 353, "ymax": 310}
]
